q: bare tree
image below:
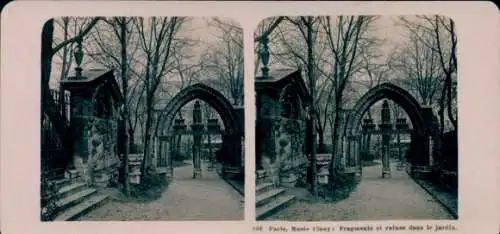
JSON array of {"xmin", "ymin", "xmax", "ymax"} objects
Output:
[
  {"xmin": 398, "ymin": 15, "xmax": 457, "ymax": 132},
  {"xmin": 84, "ymin": 17, "xmax": 145, "ymax": 154},
  {"xmin": 356, "ymin": 45, "xmax": 393, "ymax": 159},
  {"xmin": 203, "ymin": 19, "xmax": 244, "ymax": 106},
  {"xmin": 254, "ymin": 17, "xmax": 285, "ymax": 74},
  {"xmin": 41, "ymin": 17, "xmax": 102, "ymax": 163},
  {"xmin": 269, "ymin": 16, "xmax": 323, "ymax": 197},
  {"xmin": 53, "ymin": 17, "xmax": 74, "ymax": 115},
  {"xmin": 270, "ymin": 17, "xmax": 331, "ymax": 151},
  {"xmin": 102, "ymin": 17, "xmax": 136, "ymax": 195},
  {"xmin": 390, "ymin": 23, "xmax": 442, "ymax": 107},
  {"xmin": 319, "ymin": 16, "xmax": 378, "ymax": 187},
  {"xmin": 134, "ymin": 17, "xmax": 188, "ymax": 175}
]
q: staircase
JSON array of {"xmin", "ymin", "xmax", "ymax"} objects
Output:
[
  {"xmin": 255, "ymin": 170, "xmax": 296, "ymax": 220},
  {"xmin": 45, "ymin": 176, "xmax": 109, "ymax": 221}
]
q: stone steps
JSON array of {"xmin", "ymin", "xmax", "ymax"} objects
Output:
[
  {"xmin": 58, "ymin": 182, "xmax": 86, "ymax": 198},
  {"xmin": 256, "ymin": 194, "xmax": 296, "ymax": 220},
  {"xmin": 65, "ymin": 169, "xmax": 81, "ymax": 179},
  {"xmin": 256, "ymin": 188, "xmax": 285, "ymax": 206},
  {"xmin": 56, "ymin": 188, "xmax": 97, "ymax": 212},
  {"xmin": 54, "ymin": 194, "xmax": 109, "ymax": 221},
  {"xmin": 45, "ymin": 178, "xmax": 110, "ymax": 221},
  {"xmin": 255, "ymin": 180, "xmax": 296, "ymax": 220},
  {"xmin": 256, "ymin": 182, "xmax": 274, "ymax": 194},
  {"xmin": 53, "ymin": 178, "xmax": 71, "ymax": 187}
]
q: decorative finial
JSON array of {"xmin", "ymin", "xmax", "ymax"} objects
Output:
[
  {"xmin": 259, "ymin": 36, "xmax": 270, "ymax": 78},
  {"xmin": 74, "ymin": 37, "xmax": 84, "ymax": 80}
]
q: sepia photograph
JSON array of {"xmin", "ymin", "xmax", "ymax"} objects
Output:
[
  {"xmin": 40, "ymin": 16, "xmax": 244, "ymax": 221},
  {"xmin": 254, "ymin": 15, "xmax": 458, "ymax": 221}
]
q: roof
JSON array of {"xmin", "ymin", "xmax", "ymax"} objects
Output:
[
  {"xmin": 65, "ymin": 69, "xmax": 111, "ymax": 83},
  {"xmin": 255, "ymin": 69, "xmax": 297, "ymax": 82},
  {"xmin": 255, "ymin": 68, "xmax": 311, "ymax": 103},
  {"xmin": 61, "ymin": 69, "xmax": 123, "ymax": 103}
]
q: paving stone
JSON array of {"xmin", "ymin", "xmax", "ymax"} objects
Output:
[
  {"xmin": 265, "ymin": 161, "xmax": 454, "ymax": 221},
  {"xmin": 77, "ymin": 162, "xmax": 243, "ymax": 221}
]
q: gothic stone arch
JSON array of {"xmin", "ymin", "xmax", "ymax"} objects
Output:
[
  {"xmin": 342, "ymin": 83, "xmax": 431, "ymax": 174},
  {"xmin": 157, "ymin": 83, "xmax": 243, "ymax": 176}
]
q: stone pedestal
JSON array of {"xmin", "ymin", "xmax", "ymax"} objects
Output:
[
  {"xmin": 193, "ymin": 167, "xmax": 202, "ymax": 179},
  {"xmin": 381, "ymin": 145, "xmax": 391, "ymax": 178},
  {"xmin": 354, "ymin": 169, "xmax": 362, "ymax": 182},
  {"xmin": 192, "ymin": 132, "xmax": 202, "ymax": 179},
  {"xmin": 166, "ymin": 167, "xmax": 173, "ymax": 181}
]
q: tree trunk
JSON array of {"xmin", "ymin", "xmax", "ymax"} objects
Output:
[
  {"xmin": 328, "ymin": 105, "xmax": 342, "ymax": 188},
  {"xmin": 119, "ymin": 18, "xmax": 130, "ymax": 196},
  {"xmin": 42, "ymin": 19, "xmax": 75, "ymax": 169},
  {"xmin": 141, "ymin": 95, "xmax": 154, "ymax": 175},
  {"xmin": 58, "ymin": 19, "xmax": 70, "ymax": 119},
  {"xmin": 305, "ymin": 16, "xmax": 318, "ymax": 197},
  {"xmin": 438, "ymin": 83, "xmax": 446, "ymax": 134},
  {"xmin": 445, "ymin": 74, "xmax": 457, "ymax": 130}
]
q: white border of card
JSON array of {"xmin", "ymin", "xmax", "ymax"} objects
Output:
[{"xmin": 1, "ymin": 1, "xmax": 499, "ymax": 234}]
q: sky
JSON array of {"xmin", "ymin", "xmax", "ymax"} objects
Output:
[
  {"xmin": 49, "ymin": 17, "xmax": 238, "ymax": 89},
  {"xmin": 49, "ymin": 15, "xmax": 413, "ymax": 115},
  {"xmin": 48, "ymin": 15, "xmax": 436, "ymax": 143},
  {"xmin": 50, "ymin": 16, "xmax": 405, "ymax": 89}
]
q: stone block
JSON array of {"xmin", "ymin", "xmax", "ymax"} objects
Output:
[
  {"xmin": 280, "ymin": 173, "xmax": 298, "ymax": 188},
  {"xmin": 64, "ymin": 169, "xmax": 80, "ymax": 179},
  {"xmin": 93, "ymin": 173, "xmax": 110, "ymax": 188},
  {"xmin": 129, "ymin": 170, "xmax": 141, "ymax": 184},
  {"xmin": 317, "ymin": 174, "xmax": 329, "ymax": 185}
]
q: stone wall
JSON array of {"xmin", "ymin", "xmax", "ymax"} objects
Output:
[
  {"xmin": 255, "ymin": 70, "xmax": 310, "ymax": 188},
  {"xmin": 259, "ymin": 115, "xmax": 308, "ymax": 187},
  {"xmin": 73, "ymin": 115, "xmax": 120, "ymax": 187}
]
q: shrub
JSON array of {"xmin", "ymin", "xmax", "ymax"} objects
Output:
[
  {"xmin": 128, "ymin": 173, "xmax": 169, "ymax": 202},
  {"xmin": 319, "ymin": 173, "xmax": 358, "ymax": 202},
  {"xmin": 173, "ymin": 150, "xmax": 190, "ymax": 161},
  {"xmin": 40, "ymin": 177, "xmax": 59, "ymax": 221}
]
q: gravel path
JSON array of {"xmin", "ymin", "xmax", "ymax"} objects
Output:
[
  {"xmin": 267, "ymin": 161, "xmax": 454, "ymax": 221},
  {"xmin": 78, "ymin": 161, "xmax": 244, "ymax": 221}
]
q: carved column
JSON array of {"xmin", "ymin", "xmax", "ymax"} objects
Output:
[
  {"xmin": 340, "ymin": 136, "xmax": 346, "ymax": 169},
  {"xmin": 192, "ymin": 101, "xmax": 203, "ymax": 179},
  {"xmin": 163, "ymin": 136, "xmax": 175, "ymax": 180},
  {"xmin": 355, "ymin": 135, "xmax": 362, "ymax": 174},
  {"xmin": 380, "ymin": 100, "xmax": 392, "ymax": 178},
  {"xmin": 166, "ymin": 136, "xmax": 173, "ymax": 180},
  {"xmin": 155, "ymin": 137, "xmax": 161, "ymax": 170},
  {"xmin": 346, "ymin": 137, "xmax": 352, "ymax": 167}
]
